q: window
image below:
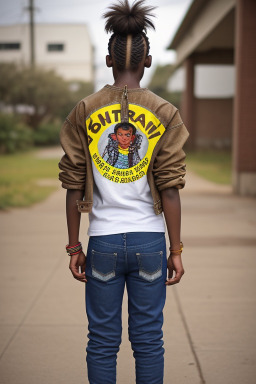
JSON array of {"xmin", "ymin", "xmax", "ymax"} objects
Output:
[
  {"xmin": 0, "ymin": 43, "xmax": 21, "ymax": 50},
  {"xmin": 47, "ymin": 43, "xmax": 64, "ymax": 52},
  {"xmin": 194, "ymin": 65, "xmax": 235, "ymax": 98}
]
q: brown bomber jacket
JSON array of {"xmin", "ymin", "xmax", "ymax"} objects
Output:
[{"xmin": 58, "ymin": 84, "xmax": 189, "ymax": 215}]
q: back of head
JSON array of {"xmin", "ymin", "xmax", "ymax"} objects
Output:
[{"xmin": 103, "ymin": 0, "xmax": 156, "ymax": 71}]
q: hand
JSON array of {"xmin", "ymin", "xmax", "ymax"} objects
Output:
[
  {"xmin": 69, "ymin": 250, "xmax": 87, "ymax": 283},
  {"xmin": 165, "ymin": 253, "xmax": 185, "ymax": 286}
]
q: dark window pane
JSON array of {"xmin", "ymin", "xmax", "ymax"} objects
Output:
[
  {"xmin": 0, "ymin": 43, "xmax": 21, "ymax": 50},
  {"xmin": 47, "ymin": 44, "xmax": 64, "ymax": 52}
]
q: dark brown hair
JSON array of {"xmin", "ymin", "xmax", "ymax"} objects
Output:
[
  {"xmin": 114, "ymin": 122, "xmax": 137, "ymax": 135},
  {"xmin": 103, "ymin": 0, "xmax": 156, "ymax": 71}
]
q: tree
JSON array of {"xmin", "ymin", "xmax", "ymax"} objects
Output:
[
  {"xmin": 147, "ymin": 64, "xmax": 182, "ymax": 109},
  {"xmin": 0, "ymin": 63, "xmax": 94, "ymax": 128}
]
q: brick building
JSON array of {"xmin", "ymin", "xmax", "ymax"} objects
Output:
[{"xmin": 168, "ymin": 0, "xmax": 256, "ymax": 196}]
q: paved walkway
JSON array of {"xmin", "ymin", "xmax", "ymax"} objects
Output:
[{"xmin": 0, "ymin": 150, "xmax": 256, "ymax": 383}]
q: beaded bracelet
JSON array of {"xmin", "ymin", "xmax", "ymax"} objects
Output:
[
  {"xmin": 169, "ymin": 241, "xmax": 183, "ymax": 255},
  {"xmin": 66, "ymin": 241, "xmax": 83, "ymax": 256},
  {"xmin": 66, "ymin": 242, "xmax": 82, "ymax": 255},
  {"xmin": 66, "ymin": 247, "xmax": 82, "ymax": 256}
]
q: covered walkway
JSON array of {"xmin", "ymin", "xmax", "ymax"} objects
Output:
[{"xmin": 168, "ymin": 0, "xmax": 256, "ymax": 196}]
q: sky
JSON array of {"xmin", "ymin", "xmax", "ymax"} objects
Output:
[{"xmin": 0, "ymin": 0, "xmax": 193, "ymax": 89}]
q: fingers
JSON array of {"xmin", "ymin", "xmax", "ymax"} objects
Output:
[
  {"xmin": 69, "ymin": 253, "xmax": 87, "ymax": 283},
  {"xmin": 69, "ymin": 265, "xmax": 87, "ymax": 283},
  {"xmin": 165, "ymin": 269, "xmax": 185, "ymax": 286},
  {"xmin": 167, "ymin": 258, "xmax": 174, "ymax": 279},
  {"xmin": 168, "ymin": 269, "xmax": 174, "ymax": 279},
  {"xmin": 80, "ymin": 262, "xmax": 86, "ymax": 274},
  {"xmin": 166, "ymin": 254, "xmax": 185, "ymax": 285}
]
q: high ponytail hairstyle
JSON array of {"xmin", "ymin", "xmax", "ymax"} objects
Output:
[{"xmin": 103, "ymin": 0, "xmax": 156, "ymax": 71}]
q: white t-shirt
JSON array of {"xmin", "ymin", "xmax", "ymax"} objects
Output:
[
  {"xmin": 88, "ymin": 163, "xmax": 165, "ymax": 236},
  {"xmin": 86, "ymin": 101, "xmax": 166, "ymax": 236}
]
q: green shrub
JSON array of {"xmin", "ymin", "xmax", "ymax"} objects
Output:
[
  {"xmin": 33, "ymin": 122, "xmax": 61, "ymax": 146},
  {"xmin": 0, "ymin": 113, "xmax": 34, "ymax": 154}
]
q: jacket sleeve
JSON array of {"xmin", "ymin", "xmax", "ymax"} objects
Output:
[
  {"xmin": 153, "ymin": 110, "xmax": 190, "ymax": 191},
  {"xmin": 58, "ymin": 117, "xmax": 86, "ymax": 190}
]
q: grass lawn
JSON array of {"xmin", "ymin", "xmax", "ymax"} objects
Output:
[
  {"xmin": 0, "ymin": 148, "xmax": 232, "ymax": 210},
  {"xmin": 186, "ymin": 149, "xmax": 232, "ymax": 185},
  {"xmin": 0, "ymin": 148, "xmax": 60, "ymax": 210}
]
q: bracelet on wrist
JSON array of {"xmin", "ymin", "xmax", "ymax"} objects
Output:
[
  {"xmin": 66, "ymin": 241, "xmax": 83, "ymax": 256},
  {"xmin": 169, "ymin": 241, "xmax": 183, "ymax": 255}
]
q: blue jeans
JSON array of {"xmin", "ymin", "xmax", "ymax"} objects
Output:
[{"xmin": 85, "ymin": 232, "xmax": 167, "ymax": 384}]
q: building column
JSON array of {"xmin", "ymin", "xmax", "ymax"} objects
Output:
[
  {"xmin": 181, "ymin": 56, "xmax": 195, "ymax": 149},
  {"xmin": 232, "ymin": 0, "xmax": 256, "ymax": 195}
]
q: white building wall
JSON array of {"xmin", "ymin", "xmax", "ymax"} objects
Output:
[
  {"xmin": 167, "ymin": 64, "xmax": 235, "ymax": 98},
  {"xmin": 194, "ymin": 64, "xmax": 235, "ymax": 98},
  {"xmin": 0, "ymin": 24, "xmax": 93, "ymax": 82},
  {"xmin": 167, "ymin": 64, "xmax": 235, "ymax": 99},
  {"xmin": 0, "ymin": 24, "xmax": 29, "ymax": 64}
]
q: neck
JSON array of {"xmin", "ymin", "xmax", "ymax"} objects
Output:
[{"xmin": 113, "ymin": 71, "xmax": 142, "ymax": 89}]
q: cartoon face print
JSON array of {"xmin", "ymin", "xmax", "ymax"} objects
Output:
[
  {"xmin": 114, "ymin": 127, "xmax": 135, "ymax": 149},
  {"xmin": 101, "ymin": 123, "xmax": 142, "ymax": 169},
  {"xmin": 86, "ymin": 103, "xmax": 165, "ymax": 183}
]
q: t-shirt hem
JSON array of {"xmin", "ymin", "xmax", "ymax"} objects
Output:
[{"xmin": 87, "ymin": 226, "xmax": 166, "ymax": 237}]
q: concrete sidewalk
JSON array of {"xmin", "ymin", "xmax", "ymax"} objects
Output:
[{"xmin": 0, "ymin": 169, "xmax": 256, "ymax": 383}]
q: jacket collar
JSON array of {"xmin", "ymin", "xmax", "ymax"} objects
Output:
[{"xmin": 104, "ymin": 84, "xmax": 148, "ymax": 92}]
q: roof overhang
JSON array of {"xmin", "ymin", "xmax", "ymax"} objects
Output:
[{"xmin": 168, "ymin": 0, "xmax": 236, "ymax": 67}]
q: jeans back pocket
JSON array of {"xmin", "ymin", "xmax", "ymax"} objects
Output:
[
  {"xmin": 91, "ymin": 250, "xmax": 117, "ymax": 282},
  {"xmin": 136, "ymin": 251, "xmax": 163, "ymax": 282}
]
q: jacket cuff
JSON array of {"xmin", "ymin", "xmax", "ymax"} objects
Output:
[
  {"xmin": 157, "ymin": 176, "xmax": 186, "ymax": 191},
  {"xmin": 59, "ymin": 179, "xmax": 85, "ymax": 190}
]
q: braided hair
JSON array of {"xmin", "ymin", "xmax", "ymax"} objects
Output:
[{"xmin": 103, "ymin": 0, "xmax": 156, "ymax": 71}]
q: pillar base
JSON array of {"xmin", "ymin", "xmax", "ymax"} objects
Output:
[{"xmin": 232, "ymin": 172, "xmax": 256, "ymax": 196}]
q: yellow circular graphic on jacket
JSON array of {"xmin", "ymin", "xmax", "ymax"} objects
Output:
[{"xmin": 86, "ymin": 103, "xmax": 165, "ymax": 183}]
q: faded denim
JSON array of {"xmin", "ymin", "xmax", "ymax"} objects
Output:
[{"xmin": 85, "ymin": 232, "xmax": 167, "ymax": 384}]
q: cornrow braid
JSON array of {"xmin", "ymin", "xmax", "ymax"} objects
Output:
[
  {"xmin": 130, "ymin": 32, "xmax": 149, "ymax": 69},
  {"xmin": 103, "ymin": 0, "xmax": 155, "ymax": 71},
  {"xmin": 107, "ymin": 32, "xmax": 150, "ymax": 71}
]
